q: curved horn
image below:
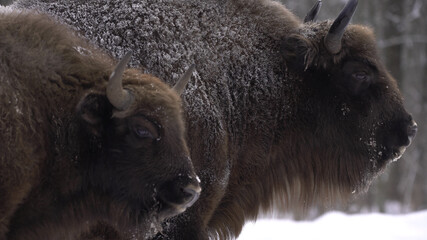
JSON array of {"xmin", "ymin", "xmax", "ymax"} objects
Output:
[
  {"xmin": 107, "ymin": 51, "xmax": 134, "ymax": 110},
  {"xmin": 324, "ymin": 0, "xmax": 358, "ymax": 54},
  {"xmin": 173, "ymin": 64, "xmax": 195, "ymax": 95},
  {"xmin": 304, "ymin": 0, "xmax": 322, "ymax": 23}
]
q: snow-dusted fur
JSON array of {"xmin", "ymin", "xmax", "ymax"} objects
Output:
[
  {"xmin": 0, "ymin": 9, "xmax": 200, "ymax": 240},
  {"xmin": 12, "ymin": 0, "xmax": 415, "ymax": 239}
]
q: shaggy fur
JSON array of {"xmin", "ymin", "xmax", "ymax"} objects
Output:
[
  {"xmin": 0, "ymin": 10, "xmax": 199, "ymax": 240},
  {"xmin": 12, "ymin": 0, "xmax": 416, "ymax": 239}
]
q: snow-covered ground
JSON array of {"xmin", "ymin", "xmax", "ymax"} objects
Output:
[{"xmin": 238, "ymin": 210, "xmax": 427, "ymax": 240}]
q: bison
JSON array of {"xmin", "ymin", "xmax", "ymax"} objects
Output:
[
  {"xmin": 0, "ymin": 10, "xmax": 201, "ymax": 240},
  {"xmin": 12, "ymin": 0, "xmax": 418, "ymax": 239}
]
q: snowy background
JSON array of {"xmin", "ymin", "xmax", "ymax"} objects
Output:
[{"xmin": 239, "ymin": 210, "xmax": 427, "ymax": 240}]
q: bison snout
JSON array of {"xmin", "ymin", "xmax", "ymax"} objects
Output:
[
  {"xmin": 181, "ymin": 184, "xmax": 201, "ymax": 208},
  {"xmin": 157, "ymin": 175, "xmax": 201, "ymax": 219},
  {"xmin": 382, "ymin": 116, "xmax": 418, "ymax": 162},
  {"xmin": 398, "ymin": 119, "xmax": 418, "ymax": 148},
  {"xmin": 407, "ymin": 121, "xmax": 417, "ymax": 145}
]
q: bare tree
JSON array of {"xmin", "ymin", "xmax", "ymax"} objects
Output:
[{"xmin": 0, "ymin": 0, "xmax": 13, "ymax": 6}]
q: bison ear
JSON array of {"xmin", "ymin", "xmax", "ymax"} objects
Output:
[
  {"xmin": 76, "ymin": 92, "xmax": 113, "ymax": 136},
  {"xmin": 280, "ymin": 35, "xmax": 311, "ymax": 71}
]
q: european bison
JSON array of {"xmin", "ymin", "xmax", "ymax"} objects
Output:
[
  {"xmin": 12, "ymin": 0, "xmax": 418, "ymax": 239},
  {"xmin": 0, "ymin": 10, "xmax": 201, "ymax": 240}
]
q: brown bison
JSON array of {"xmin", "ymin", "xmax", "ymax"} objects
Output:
[
  {"xmin": 12, "ymin": 0, "xmax": 418, "ymax": 239},
  {"xmin": 0, "ymin": 10, "xmax": 201, "ymax": 240}
]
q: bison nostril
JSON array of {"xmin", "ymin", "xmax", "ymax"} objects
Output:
[
  {"xmin": 182, "ymin": 184, "xmax": 201, "ymax": 208},
  {"xmin": 158, "ymin": 176, "xmax": 202, "ymax": 209},
  {"xmin": 407, "ymin": 121, "xmax": 418, "ymax": 144}
]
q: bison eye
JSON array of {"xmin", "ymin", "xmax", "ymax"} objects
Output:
[
  {"xmin": 134, "ymin": 126, "xmax": 154, "ymax": 139},
  {"xmin": 352, "ymin": 71, "xmax": 368, "ymax": 81},
  {"xmin": 339, "ymin": 60, "xmax": 376, "ymax": 96},
  {"xmin": 128, "ymin": 116, "xmax": 160, "ymax": 141},
  {"xmin": 351, "ymin": 71, "xmax": 372, "ymax": 94}
]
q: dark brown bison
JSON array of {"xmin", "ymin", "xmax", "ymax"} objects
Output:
[
  {"xmin": 0, "ymin": 10, "xmax": 201, "ymax": 240},
  {"xmin": 12, "ymin": 0, "xmax": 418, "ymax": 239}
]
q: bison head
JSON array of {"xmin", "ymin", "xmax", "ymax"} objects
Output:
[
  {"xmin": 279, "ymin": 0, "xmax": 417, "ymax": 207},
  {"xmin": 76, "ymin": 53, "xmax": 201, "ymax": 233}
]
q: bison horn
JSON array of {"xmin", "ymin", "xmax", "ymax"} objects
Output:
[
  {"xmin": 304, "ymin": 0, "xmax": 322, "ymax": 23},
  {"xmin": 107, "ymin": 51, "xmax": 134, "ymax": 110},
  {"xmin": 324, "ymin": 0, "xmax": 358, "ymax": 54},
  {"xmin": 173, "ymin": 64, "xmax": 195, "ymax": 95}
]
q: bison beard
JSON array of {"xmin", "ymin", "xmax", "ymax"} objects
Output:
[
  {"xmin": 11, "ymin": 0, "xmax": 418, "ymax": 239},
  {"xmin": 0, "ymin": 10, "xmax": 201, "ymax": 240}
]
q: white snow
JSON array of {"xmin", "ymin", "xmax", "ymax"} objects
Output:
[{"xmin": 239, "ymin": 210, "xmax": 427, "ymax": 240}]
